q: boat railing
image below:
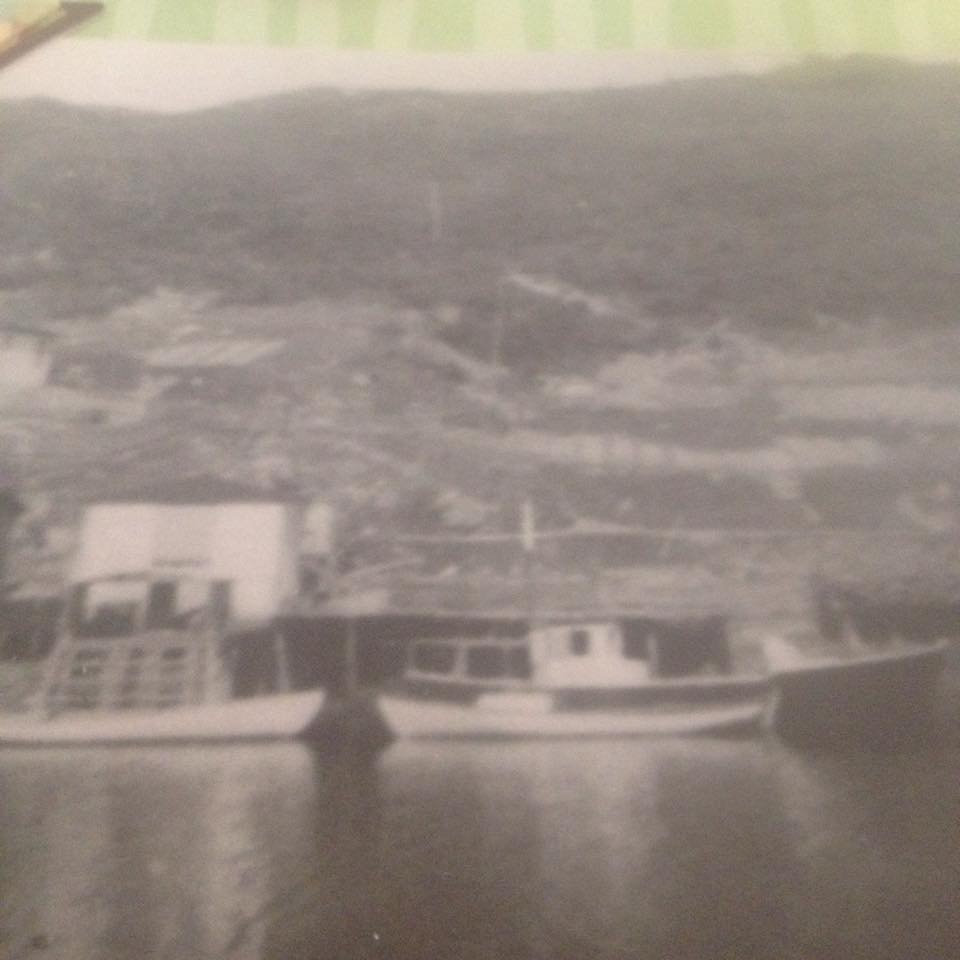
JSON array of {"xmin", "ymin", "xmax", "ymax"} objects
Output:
[{"xmin": 39, "ymin": 614, "xmax": 227, "ymax": 717}]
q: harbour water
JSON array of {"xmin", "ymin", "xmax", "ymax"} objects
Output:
[{"xmin": 2, "ymin": 723, "xmax": 959, "ymax": 960}]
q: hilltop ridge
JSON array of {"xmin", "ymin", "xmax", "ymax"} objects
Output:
[{"xmin": 3, "ymin": 60, "xmax": 960, "ymax": 326}]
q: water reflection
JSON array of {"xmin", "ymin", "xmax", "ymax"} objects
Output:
[
  {"xmin": 774, "ymin": 746, "xmax": 960, "ymax": 959},
  {"xmin": 273, "ymin": 740, "xmax": 802, "ymax": 960},
  {"xmin": 0, "ymin": 745, "xmax": 320, "ymax": 960},
  {"xmin": 1, "ymin": 737, "xmax": 959, "ymax": 960}
]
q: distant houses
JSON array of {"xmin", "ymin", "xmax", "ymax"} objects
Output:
[
  {"xmin": 36, "ymin": 335, "xmax": 288, "ymax": 404},
  {"xmin": 51, "ymin": 346, "xmax": 144, "ymax": 393},
  {"xmin": 0, "ymin": 323, "xmax": 54, "ymax": 392},
  {"xmin": 143, "ymin": 338, "xmax": 284, "ymax": 399},
  {"xmin": 0, "ymin": 324, "xmax": 156, "ymax": 425}
]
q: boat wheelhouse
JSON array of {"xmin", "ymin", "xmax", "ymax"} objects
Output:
[{"xmin": 377, "ymin": 616, "xmax": 770, "ymax": 739}]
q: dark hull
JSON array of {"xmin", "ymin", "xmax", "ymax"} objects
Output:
[{"xmin": 771, "ymin": 643, "xmax": 948, "ymax": 746}]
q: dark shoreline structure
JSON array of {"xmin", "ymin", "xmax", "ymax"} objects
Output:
[
  {"xmin": 766, "ymin": 572, "xmax": 956, "ymax": 747},
  {"xmin": 277, "ymin": 596, "xmax": 950, "ymax": 748},
  {"xmin": 1, "ymin": 567, "xmax": 955, "ymax": 747},
  {"xmin": 769, "ymin": 638, "xmax": 948, "ymax": 747},
  {"xmin": 0, "ymin": 489, "xmax": 23, "ymax": 585},
  {"xmin": 278, "ymin": 610, "xmax": 743, "ymax": 694},
  {"xmin": 0, "ymin": 482, "xmax": 955, "ymax": 746},
  {"xmin": 277, "ymin": 565, "xmax": 749, "ymax": 696}
]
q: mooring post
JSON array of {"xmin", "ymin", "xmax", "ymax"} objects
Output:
[
  {"xmin": 344, "ymin": 616, "xmax": 359, "ymax": 694},
  {"xmin": 273, "ymin": 626, "xmax": 292, "ymax": 694}
]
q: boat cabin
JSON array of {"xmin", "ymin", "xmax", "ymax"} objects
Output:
[
  {"xmin": 47, "ymin": 570, "xmax": 296, "ymax": 714},
  {"xmin": 39, "ymin": 487, "xmax": 305, "ymax": 715},
  {"xmin": 43, "ymin": 573, "xmax": 227, "ymax": 714},
  {"xmin": 405, "ymin": 617, "xmax": 733, "ymax": 689}
]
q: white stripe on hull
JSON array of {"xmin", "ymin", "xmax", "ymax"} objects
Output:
[
  {"xmin": 377, "ymin": 694, "xmax": 767, "ymax": 739},
  {"xmin": 0, "ymin": 690, "xmax": 326, "ymax": 746},
  {"xmin": 765, "ymin": 638, "xmax": 949, "ymax": 678}
]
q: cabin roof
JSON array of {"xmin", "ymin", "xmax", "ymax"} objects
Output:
[
  {"xmin": 282, "ymin": 607, "xmax": 728, "ymax": 627},
  {"xmin": 0, "ymin": 322, "xmax": 55, "ymax": 340}
]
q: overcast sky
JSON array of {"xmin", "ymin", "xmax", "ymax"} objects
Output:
[{"xmin": 0, "ymin": 38, "xmax": 798, "ymax": 112}]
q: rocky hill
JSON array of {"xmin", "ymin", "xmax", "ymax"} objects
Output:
[
  {"xmin": 3, "ymin": 59, "xmax": 960, "ymax": 594},
  {"xmin": 2, "ymin": 58, "xmax": 960, "ymax": 328}
]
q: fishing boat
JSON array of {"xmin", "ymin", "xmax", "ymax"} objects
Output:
[
  {"xmin": 0, "ymin": 572, "xmax": 326, "ymax": 746},
  {"xmin": 0, "ymin": 487, "xmax": 335, "ymax": 747},
  {"xmin": 763, "ymin": 627, "xmax": 949, "ymax": 744},
  {"xmin": 376, "ymin": 615, "xmax": 771, "ymax": 739},
  {"xmin": 372, "ymin": 500, "xmax": 771, "ymax": 739}
]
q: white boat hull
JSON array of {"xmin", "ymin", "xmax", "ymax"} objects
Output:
[
  {"xmin": 0, "ymin": 689, "xmax": 327, "ymax": 746},
  {"xmin": 377, "ymin": 690, "xmax": 768, "ymax": 739}
]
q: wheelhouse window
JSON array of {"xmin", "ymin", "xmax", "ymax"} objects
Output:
[
  {"xmin": 505, "ymin": 646, "xmax": 532, "ymax": 679},
  {"xmin": 569, "ymin": 629, "xmax": 591, "ymax": 657},
  {"xmin": 71, "ymin": 580, "xmax": 145, "ymax": 638},
  {"xmin": 145, "ymin": 580, "xmax": 209, "ymax": 630},
  {"xmin": 622, "ymin": 632, "xmax": 651, "ymax": 661},
  {"xmin": 145, "ymin": 581, "xmax": 176, "ymax": 629},
  {"xmin": 462, "ymin": 643, "xmax": 532, "ymax": 680},
  {"xmin": 412, "ymin": 642, "xmax": 458, "ymax": 675},
  {"xmin": 209, "ymin": 581, "xmax": 232, "ymax": 628},
  {"xmin": 70, "ymin": 578, "xmax": 212, "ymax": 637},
  {"xmin": 466, "ymin": 645, "xmax": 506, "ymax": 679}
]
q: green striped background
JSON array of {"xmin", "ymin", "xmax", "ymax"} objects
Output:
[{"xmin": 76, "ymin": 0, "xmax": 959, "ymax": 56}]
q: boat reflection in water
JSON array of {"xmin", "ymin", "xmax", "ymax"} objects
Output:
[
  {"xmin": 3, "ymin": 736, "xmax": 960, "ymax": 960},
  {"xmin": 0, "ymin": 744, "xmax": 324, "ymax": 960},
  {"xmin": 349, "ymin": 739, "xmax": 799, "ymax": 960}
]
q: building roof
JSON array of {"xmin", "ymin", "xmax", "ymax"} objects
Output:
[
  {"xmin": 90, "ymin": 476, "xmax": 303, "ymax": 506},
  {"xmin": 144, "ymin": 339, "xmax": 283, "ymax": 369},
  {"xmin": 0, "ymin": 322, "xmax": 55, "ymax": 340}
]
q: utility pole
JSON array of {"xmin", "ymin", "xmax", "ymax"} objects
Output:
[{"xmin": 427, "ymin": 181, "xmax": 443, "ymax": 245}]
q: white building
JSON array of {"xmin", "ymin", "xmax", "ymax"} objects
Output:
[
  {"xmin": 0, "ymin": 323, "xmax": 53, "ymax": 391},
  {"xmin": 70, "ymin": 483, "xmax": 309, "ymax": 623}
]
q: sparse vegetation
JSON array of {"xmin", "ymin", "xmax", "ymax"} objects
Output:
[
  {"xmin": 3, "ymin": 61, "xmax": 960, "ymax": 601},
  {"xmin": 3, "ymin": 61, "xmax": 960, "ymax": 326}
]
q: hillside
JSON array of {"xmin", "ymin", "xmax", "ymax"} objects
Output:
[
  {"xmin": 4, "ymin": 59, "xmax": 960, "ymax": 598},
  {"xmin": 2, "ymin": 59, "xmax": 960, "ymax": 329}
]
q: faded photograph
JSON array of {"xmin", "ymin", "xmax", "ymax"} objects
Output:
[{"xmin": 1, "ymin": 15, "xmax": 960, "ymax": 960}]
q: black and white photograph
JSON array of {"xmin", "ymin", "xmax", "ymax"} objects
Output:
[{"xmin": 2, "ymin": 9, "xmax": 960, "ymax": 960}]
